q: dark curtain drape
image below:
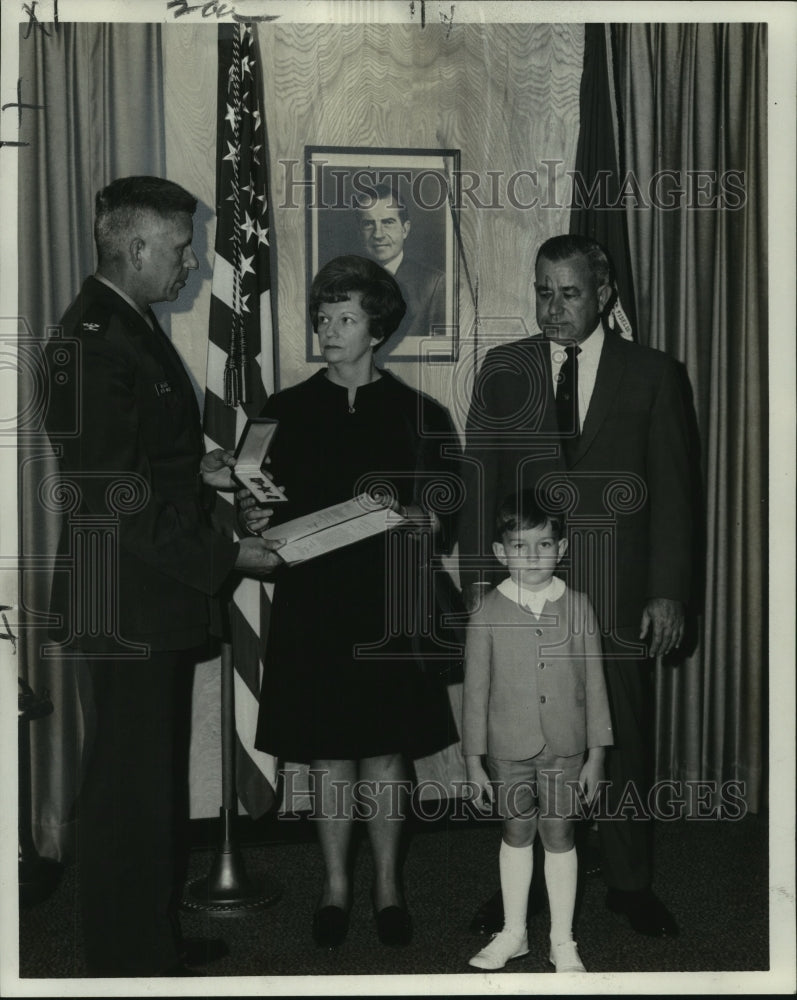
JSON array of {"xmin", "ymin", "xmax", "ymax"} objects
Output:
[
  {"xmin": 612, "ymin": 23, "xmax": 767, "ymax": 811},
  {"xmin": 569, "ymin": 23, "xmax": 638, "ymax": 338},
  {"xmin": 18, "ymin": 23, "xmax": 166, "ymax": 861}
]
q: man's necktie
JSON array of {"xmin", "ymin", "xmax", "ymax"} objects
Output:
[{"xmin": 555, "ymin": 344, "xmax": 581, "ymax": 442}]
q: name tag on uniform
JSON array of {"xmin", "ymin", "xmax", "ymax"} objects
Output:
[{"xmin": 154, "ymin": 380, "xmax": 173, "ymax": 397}]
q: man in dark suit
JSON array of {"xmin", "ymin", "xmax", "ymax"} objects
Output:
[
  {"xmin": 43, "ymin": 176, "xmax": 282, "ymax": 976},
  {"xmin": 458, "ymin": 234, "xmax": 693, "ymax": 939},
  {"xmin": 354, "ymin": 182, "xmax": 446, "ymax": 357}
]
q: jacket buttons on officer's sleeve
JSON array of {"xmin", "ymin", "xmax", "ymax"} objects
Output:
[{"xmin": 540, "ymin": 695, "xmax": 546, "ymax": 703}]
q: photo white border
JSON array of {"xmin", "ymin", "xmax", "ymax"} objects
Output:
[{"xmin": 1, "ymin": 2, "xmax": 793, "ymax": 997}]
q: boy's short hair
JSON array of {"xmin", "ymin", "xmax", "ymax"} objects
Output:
[{"xmin": 494, "ymin": 490, "xmax": 565, "ymax": 542}]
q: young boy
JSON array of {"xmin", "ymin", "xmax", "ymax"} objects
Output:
[{"xmin": 462, "ymin": 491, "xmax": 613, "ymax": 972}]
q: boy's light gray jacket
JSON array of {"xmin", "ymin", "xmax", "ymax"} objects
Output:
[{"xmin": 462, "ymin": 585, "xmax": 614, "ymax": 760}]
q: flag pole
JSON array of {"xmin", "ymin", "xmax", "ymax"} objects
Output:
[
  {"xmin": 184, "ymin": 638, "xmax": 282, "ymax": 914},
  {"xmin": 185, "ymin": 20, "xmax": 282, "ymax": 915}
]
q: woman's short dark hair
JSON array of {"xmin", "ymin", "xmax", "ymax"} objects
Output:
[{"xmin": 309, "ymin": 255, "xmax": 407, "ymax": 346}]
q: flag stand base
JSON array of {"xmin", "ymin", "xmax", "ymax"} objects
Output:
[{"xmin": 183, "ymin": 807, "xmax": 282, "ymax": 917}]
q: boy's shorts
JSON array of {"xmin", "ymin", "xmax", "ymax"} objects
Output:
[{"xmin": 487, "ymin": 747, "xmax": 584, "ymax": 820}]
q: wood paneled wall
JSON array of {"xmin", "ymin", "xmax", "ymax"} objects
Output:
[
  {"xmin": 162, "ymin": 20, "xmax": 584, "ymax": 817},
  {"xmin": 163, "ymin": 21, "xmax": 584, "ymax": 423},
  {"xmin": 261, "ymin": 22, "xmax": 583, "ymax": 426}
]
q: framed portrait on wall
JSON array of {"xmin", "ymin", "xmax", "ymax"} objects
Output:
[{"xmin": 305, "ymin": 146, "xmax": 461, "ymax": 363}]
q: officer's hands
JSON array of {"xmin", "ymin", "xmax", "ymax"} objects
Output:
[
  {"xmin": 235, "ymin": 536, "xmax": 285, "ymax": 576},
  {"xmin": 200, "ymin": 448, "xmax": 237, "ymax": 489},
  {"xmin": 640, "ymin": 597, "xmax": 685, "ymax": 658}
]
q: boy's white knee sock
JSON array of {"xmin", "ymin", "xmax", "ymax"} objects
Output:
[
  {"xmin": 499, "ymin": 840, "xmax": 533, "ymax": 935},
  {"xmin": 544, "ymin": 846, "xmax": 578, "ymax": 944}
]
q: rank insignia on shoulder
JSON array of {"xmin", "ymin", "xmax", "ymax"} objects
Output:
[
  {"xmin": 82, "ymin": 322, "xmax": 101, "ymax": 332},
  {"xmin": 155, "ymin": 381, "xmax": 173, "ymax": 396}
]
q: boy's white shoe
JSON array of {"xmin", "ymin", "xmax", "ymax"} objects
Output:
[
  {"xmin": 549, "ymin": 938, "xmax": 586, "ymax": 972},
  {"xmin": 469, "ymin": 928, "xmax": 529, "ymax": 970}
]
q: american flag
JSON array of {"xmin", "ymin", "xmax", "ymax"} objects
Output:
[{"xmin": 203, "ymin": 22, "xmax": 277, "ymax": 819}]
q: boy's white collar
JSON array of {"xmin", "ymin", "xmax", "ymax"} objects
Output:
[{"xmin": 497, "ymin": 574, "xmax": 565, "ymax": 614}]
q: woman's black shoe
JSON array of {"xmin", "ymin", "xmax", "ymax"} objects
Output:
[
  {"xmin": 312, "ymin": 905, "xmax": 350, "ymax": 948},
  {"xmin": 375, "ymin": 905, "xmax": 413, "ymax": 946}
]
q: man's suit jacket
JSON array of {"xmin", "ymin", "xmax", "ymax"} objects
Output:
[
  {"xmin": 458, "ymin": 332, "xmax": 693, "ymax": 632},
  {"xmin": 462, "ymin": 585, "xmax": 613, "ymax": 760},
  {"xmin": 379, "ymin": 255, "xmax": 446, "ymax": 356},
  {"xmin": 44, "ymin": 276, "xmax": 238, "ymax": 653}
]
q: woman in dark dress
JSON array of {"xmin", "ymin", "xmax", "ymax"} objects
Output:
[{"xmin": 240, "ymin": 255, "xmax": 459, "ymax": 948}]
